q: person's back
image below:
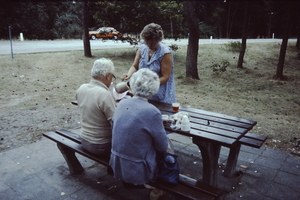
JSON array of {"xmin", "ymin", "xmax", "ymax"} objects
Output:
[
  {"xmin": 76, "ymin": 58, "xmax": 116, "ymax": 156},
  {"xmin": 110, "ymin": 69, "xmax": 168, "ymax": 186},
  {"xmin": 77, "ymin": 80, "xmax": 115, "ymax": 145}
]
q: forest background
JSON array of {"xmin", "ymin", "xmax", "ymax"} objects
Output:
[{"xmin": 1, "ymin": 0, "xmax": 299, "ymax": 41}]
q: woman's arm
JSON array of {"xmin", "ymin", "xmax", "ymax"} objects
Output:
[
  {"xmin": 121, "ymin": 50, "xmax": 141, "ymax": 81},
  {"xmin": 151, "ymin": 112, "xmax": 168, "ymax": 152},
  {"xmin": 160, "ymin": 53, "xmax": 173, "ymax": 85}
]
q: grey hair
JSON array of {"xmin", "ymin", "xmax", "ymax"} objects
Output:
[
  {"xmin": 91, "ymin": 58, "xmax": 115, "ymax": 78},
  {"xmin": 140, "ymin": 23, "xmax": 164, "ymax": 42},
  {"xmin": 130, "ymin": 68, "xmax": 160, "ymax": 98}
]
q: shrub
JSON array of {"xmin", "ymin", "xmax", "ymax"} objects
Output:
[
  {"xmin": 208, "ymin": 60, "xmax": 230, "ymax": 74},
  {"xmin": 223, "ymin": 41, "xmax": 241, "ymax": 52},
  {"xmin": 169, "ymin": 44, "xmax": 179, "ymax": 52}
]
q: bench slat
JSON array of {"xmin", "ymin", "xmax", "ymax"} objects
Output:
[
  {"xmin": 238, "ymin": 137, "xmax": 264, "ymax": 148},
  {"xmin": 243, "ymin": 132, "xmax": 267, "ymax": 141},
  {"xmin": 43, "ymin": 131, "xmax": 110, "ymax": 166},
  {"xmin": 55, "ymin": 129, "xmax": 81, "ymax": 143},
  {"xmin": 238, "ymin": 132, "xmax": 267, "ymax": 148}
]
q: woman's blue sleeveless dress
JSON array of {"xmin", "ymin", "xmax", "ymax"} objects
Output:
[{"xmin": 138, "ymin": 43, "xmax": 176, "ymax": 104}]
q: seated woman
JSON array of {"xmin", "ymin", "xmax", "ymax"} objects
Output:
[{"xmin": 110, "ymin": 68, "xmax": 168, "ymax": 199}]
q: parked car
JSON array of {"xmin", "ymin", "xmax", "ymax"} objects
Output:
[{"xmin": 89, "ymin": 27, "xmax": 123, "ymax": 40}]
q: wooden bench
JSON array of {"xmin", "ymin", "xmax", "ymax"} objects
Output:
[{"xmin": 43, "ymin": 129, "xmax": 223, "ymax": 200}]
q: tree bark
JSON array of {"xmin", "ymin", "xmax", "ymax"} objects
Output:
[
  {"xmin": 183, "ymin": 1, "xmax": 199, "ymax": 80},
  {"xmin": 237, "ymin": 1, "xmax": 249, "ymax": 68},
  {"xmin": 274, "ymin": 15, "xmax": 290, "ymax": 79},
  {"xmin": 226, "ymin": 1, "xmax": 239, "ymax": 39},
  {"xmin": 296, "ymin": 25, "xmax": 300, "ymax": 50},
  {"xmin": 82, "ymin": 0, "xmax": 92, "ymax": 57}
]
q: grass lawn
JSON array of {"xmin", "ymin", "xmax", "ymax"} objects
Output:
[{"xmin": 0, "ymin": 41, "xmax": 299, "ymax": 153}]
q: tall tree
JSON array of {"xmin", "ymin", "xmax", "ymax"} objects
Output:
[
  {"xmin": 296, "ymin": 13, "xmax": 300, "ymax": 50},
  {"xmin": 237, "ymin": 1, "xmax": 249, "ymax": 68},
  {"xmin": 274, "ymin": 1, "xmax": 291, "ymax": 79},
  {"xmin": 82, "ymin": 0, "xmax": 91, "ymax": 57},
  {"xmin": 182, "ymin": 1, "xmax": 199, "ymax": 79},
  {"xmin": 225, "ymin": 0, "xmax": 239, "ymax": 38},
  {"xmin": 297, "ymin": 30, "xmax": 300, "ymax": 50}
]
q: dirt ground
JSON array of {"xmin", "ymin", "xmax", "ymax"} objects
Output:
[{"xmin": 0, "ymin": 42, "xmax": 299, "ymax": 156}]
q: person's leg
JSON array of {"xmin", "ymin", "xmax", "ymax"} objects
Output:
[
  {"xmin": 81, "ymin": 139, "xmax": 111, "ymax": 156},
  {"xmin": 81, "ymin": 139, "xmax": 113, "ymax": 174}
]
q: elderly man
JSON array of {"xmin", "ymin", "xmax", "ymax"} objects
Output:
[{"xmin": 76, "ymin": 58, "xmax": 116, "ymax": 156}]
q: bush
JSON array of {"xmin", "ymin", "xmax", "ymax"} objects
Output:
[
  {"xmin": 208, "ymin": 60, "xmax": 230, "ymax": 74},
  {"xmin": 223, "ymin": 41, "xmax": 241, "ymax": 52},
  {"xmin": 169, "ymin": 44, "xmax": 179, "ymax": 52}
]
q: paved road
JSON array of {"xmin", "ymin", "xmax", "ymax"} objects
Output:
[{"xmin": 0, "ymin": 38, "xmax": 296, "ymax": 55}]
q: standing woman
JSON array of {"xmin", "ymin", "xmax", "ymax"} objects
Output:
[{"xmin": 122, "ymin": 23, "xmax": 176, "ymax": 104}]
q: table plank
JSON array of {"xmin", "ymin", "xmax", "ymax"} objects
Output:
[
  {"xmin": 149, "ymin": 100, "xmax": 257, "ymax": 129},
  {"xmin": 161, "ymin": 110, "xmax": 248, "ymax": 134},
  {"xmin": 165, "ymin": 126, "xmax": 236, "ymax": 147}
]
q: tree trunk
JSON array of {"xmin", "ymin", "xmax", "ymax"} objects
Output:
[
  {"xmin": 274, "ymin": 15, "xmax": 290, "ymax": 79},
  {"xmin": 237, "ymin": 1, "xmax": 249, "ymax": 68},
  {"xmin": 226, "ymin": 1, "xmax": 239, "ymax": 39},
  {"xmin": 297, "ymin": 35, "xmax": 299, "ymax": 50},
  {"xmin": 296, "ymin": 6, "xmax": 300, "ymax": 50},
  {"xmin": 82, "ymin": 0, "xmax": 92, "ymax": 57},
  {"xmin": 296, "ymin": 26, "xmax": 300, "ymax": 50},
  {"xmin": 183, "ymin": 1, "xmax": 199, "ymax": 80}
]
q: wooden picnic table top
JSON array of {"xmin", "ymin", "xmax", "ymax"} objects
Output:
[{"xmin": 149, "ymin": 100, "xmax": 257, "ymax": 148}]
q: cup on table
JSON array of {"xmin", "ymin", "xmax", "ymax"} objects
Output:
[{"xmin": 172, "ymin": 102, "xmax": 180, "ymax": 112}]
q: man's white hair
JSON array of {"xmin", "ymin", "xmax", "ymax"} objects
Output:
[
  {"xmin": 91, "ymin": 58, "xmax": 115, "ymax": 78},
  {"xmin": 130, "ymin": 68, "xmax": 160, "ymax": 98}
]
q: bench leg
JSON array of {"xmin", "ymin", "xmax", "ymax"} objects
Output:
[
  {"xmin": 57, "ymin": 143, "xmax": 84, "ymax": 174},
  {"xmin": 223, "ymin": 143, "xmax": 241, "ymax": 177},
  {"xmin": 192, "ymin": 138, "xmax": 221, "ymax": 187}
]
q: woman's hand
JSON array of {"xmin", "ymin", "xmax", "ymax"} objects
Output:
[
  {"xmin": 122, "ymin": 50, "xmax": 140, "ymax": 81},
  {"xmin": 121, "ymin": 73, "xmax": 131, "ymax": 81}
]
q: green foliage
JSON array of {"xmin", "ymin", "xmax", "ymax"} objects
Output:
[
  {"xmin": 1, "ymin": 1, "xmax": 299, "ymax": 40},
  {"xmin": 169, "ymin": 44, "xmax": 179, "ymax": 52},
  {"xmin": 208, "ymin": 60, "xmax": 230, "ymax": 74},
  {"xmin": 199, "ymin": 23, "xmax": 216, "ymax": 39},
  {"xmin": 223, "ymin": 41, "xmax": 241, "ymax": 52},
  {"xmin": 53, "ymin": 14, "xmax": 81, "ymax": 39}
]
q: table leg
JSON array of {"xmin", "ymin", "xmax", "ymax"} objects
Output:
[
  {"xmin": 224, "ymin": 143, "xmax": 241, "ymax": 177},
  {"xmin": 57, "ymin": 143, "xmax": 84, "ymax": 174},
  {"xmin": 192, "ymin": 137, "xmax": 221, "ymax": 187}
]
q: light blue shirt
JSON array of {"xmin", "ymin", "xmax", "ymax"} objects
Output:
[{"xmin": 138, "ymin": 43, "xmax": 176, "ymax": 104}]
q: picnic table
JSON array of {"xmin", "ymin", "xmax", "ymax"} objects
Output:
[
  {"xmin": 148, "ymin": 100, "xmax": 259, "ymax": 187},
  {"xmin": 70, "ymin": 97, "xmax": 264, "ymax": 187}
]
